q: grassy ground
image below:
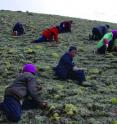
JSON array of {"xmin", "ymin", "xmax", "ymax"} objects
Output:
[{"xmin": 0, "ymin": 10, "xmax": 117, "ymax": 124}]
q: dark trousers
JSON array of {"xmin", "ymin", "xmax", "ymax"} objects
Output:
[
  {"xmin": 92, "ymin": 28, "xmax": 102, "ymax": 40},
  {"xmin": 22, "ymin": 99, "xmax": 39, "ymax": 110},
  {"xmin": 97, "ymin": 45, "xmax": 106, "ymax": 54},
  {"xmin": 35, "ymin": 35, "xmax": 47, "ymax": 43},
  {"xmin": 0, "ymin": 96, "xmax": 39, "ymax": 122},
  {"xmin": 107, "ymin": 40, "xmax": 114, "ymax": 52},
  {"xmin": 56, "ymin": 69, "xmax": 86, "ymax": 84},
  {"xmin": 0, "ymin": 96, "xmax": 21, "ymax": 122},
  {"xmin": 69, "ymin": 70, "xmax": 86, "ymax": 84}
]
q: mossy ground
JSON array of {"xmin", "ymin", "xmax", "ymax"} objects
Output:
[{"xmin": 0, "ymin": 10, "xmax": 117, "ymax": 124}]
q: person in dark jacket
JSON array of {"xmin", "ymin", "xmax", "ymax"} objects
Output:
[
  {"xmin": 60, "ymin": 20, "xmax": 73, "ymax": 33},
  {"xmin": 0, "ymin": 64, "xmax": 47, "ymax": 122},
  {"xmin": 55, "ymin": 46, "xmax": 86, "ymax": 84},
  {"xmin": 32, "ymin": 26, "xmax": 60, "ymax": 43},
  {"xmin": 12, "ymin": 22, "xmax": 25, "ymax": 36},
  {"xmin": 89, "ymin": 24, "xmax": 110, "ymax": 40}
]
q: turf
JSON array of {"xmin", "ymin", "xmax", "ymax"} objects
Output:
[{"xmin": 0, "ymin": 10, "xmax": 117, "ymax": 124}]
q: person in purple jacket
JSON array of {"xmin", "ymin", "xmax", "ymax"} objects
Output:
[
  {"xmin": 0, "ymin": 64, "xmax": 48, "ymax": 122},
  {"xmin": 107, "ymin": 29, "xmax": 117, "ymax": 52}
]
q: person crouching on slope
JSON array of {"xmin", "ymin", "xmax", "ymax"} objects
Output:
[
  {"xmin": 54, "ymin": 46, "xmax": 86, "ymax": 85},
  {"xmin": 12, "ymin": 22, "xmax": 25, "ymax": 36},
  {"xmin": 59, "ymin": 20, "xmax": 73, "ymax": 33},
  {"xmin": 32, "ymin": 26, "xmax": 60, "ymax": 43},
  {"xmin": 89, "ymin": 24, "xmax": 110, "ymax": 40},
  {"xmin": 97, "ymin": 30, "xmax": 117, "ymax": 54},
  {"xmin": 0, "ymin": 64, "xmax": 48, "ymax": 122}
]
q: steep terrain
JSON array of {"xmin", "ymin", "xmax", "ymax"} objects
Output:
[{"xmin": 0, "ymin": 10, "xmax": 117, "ymax": 124}]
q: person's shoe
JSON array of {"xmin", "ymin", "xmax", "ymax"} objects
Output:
[
  {"xmin": 31, "ymin": 40, "xmax": 39, "ymax": 43},
  {"xmin": 31, "ymin": 40, "xmax": 35, "ymax": 43},
  {"xmin": 80, "ymin": 81, "xmax": 92, "ymax": 87},
  {"xmin": 0, "ymin": 110, "xmax": 7, "ymax": 122}
]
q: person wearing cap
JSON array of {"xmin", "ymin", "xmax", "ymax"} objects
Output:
[
  {"xmin": 32, "ymin": 26, "xmax": 60, "ymax": 43},
  {"xmin": 54, "ymin": 46, "xmax": 86, "ymax": 84},
  {"xmin": 89, "ymin": 24, "xmax": 110, "ymax": 40},
  {"xmin": 59, "ymin": 20, "xmax": 73, "ymax": 33},
  {"xmin": 97, "ymin": 30, "xmax": 117, "ymax": 54},
  {"xmin": 0, "ymin": 64, "xmax": 48, "ymax": 122},
  {"xmin": 12, "ymin": 22, "xmax": 25, "ymax": 36}
]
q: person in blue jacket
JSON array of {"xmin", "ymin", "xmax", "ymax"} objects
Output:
[
  {"xmin": 54, "ymin": 46, "xmax": 86, "ymax": 84},
  {"xmin": 12, "ymin": 22, "xmax": 25, "ymax": 36}
]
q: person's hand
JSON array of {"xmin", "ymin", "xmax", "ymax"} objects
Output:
[
  {"xmin": 37, "ymin": 85, "xmax": 42, "ymax": 91},
  {"xmin": 106, "ymin": 44, "xmax": 108, "ymax": 48},
  {"xmin": 73, "ymin": 66, "xmax": 79, "ymax": 71},
  {"xmin": 39, "ymin": 101, "xmax": 48, "ymax": 109}
]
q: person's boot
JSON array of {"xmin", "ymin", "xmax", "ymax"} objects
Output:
[
  {"xmin": 0, "ymin": 110, "xmax": 7, "ymax": 122},
  {"xmin": 80, "ymin": 81, "xmax": 92, "ymax": 87}
]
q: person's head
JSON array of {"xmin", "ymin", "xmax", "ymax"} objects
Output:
[
  {"xmin": 68, "ymin": 46, "xmax": 78, "ymax": 57},
  {"xmin": 106, "ymin": 25, "xmax": 110, "ymax": 29},
  {"xmin": 22, "ymin": 64, "xmax": 37, "ymax": 75}
]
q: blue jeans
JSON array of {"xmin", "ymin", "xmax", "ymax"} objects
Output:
[
  {"xmin": 35, "ymin": 35, "xmax": 47, "ymax": 43},
  {"xmin": 69, "ymin": 70, "xmax": 86, "ymax": 84},
  {"xmin": 0, "ymin": 96, "xmax": 21, "ymax": 122},
  {"xmin": 0, "ymin": 96, "xmax": 39, "ymax": 122}
]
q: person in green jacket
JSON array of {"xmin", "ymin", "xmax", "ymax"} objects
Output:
[
  {"xmin": 97, "ymin": 30, "xmax": 117, "ymax": 54},
  {"xmin": 96, "ymin": 32, "xmax": 113, "ymax": 54}
]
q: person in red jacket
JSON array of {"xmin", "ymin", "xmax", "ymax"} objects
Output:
[{"xmin": 32, "ymin": 26, "xmax": 60, "ymax": 43}]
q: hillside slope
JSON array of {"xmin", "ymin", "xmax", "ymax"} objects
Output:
[{"xmin": 0, "ymin": 10, "xmax": 117, "ymax": 124}]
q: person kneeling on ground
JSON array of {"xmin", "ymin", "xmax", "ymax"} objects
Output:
[
  {"xmin": 59, "ymin": 20, "xmax": 73, "ymax": 33},
  {"xmin": 0, "ymin": 64, "xmax": 48, "ymax": 122},
  {"xmin": 12, "ymin": 22, "xmax": 25, "ymax": 36},
  {"xmin": 54, "ymin": 46, "xmax": 86, "ymax": 85},
  {"xmin": 89, "ymin": 24, "xmax": 110, "ymax": 40},
  {"xmin": 32, "ymin": 26, "xmax": 60, "ymax": 43},
  {"xmin": 97, "ymin": 30, "xmax": 117, "ymax": 54}
]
